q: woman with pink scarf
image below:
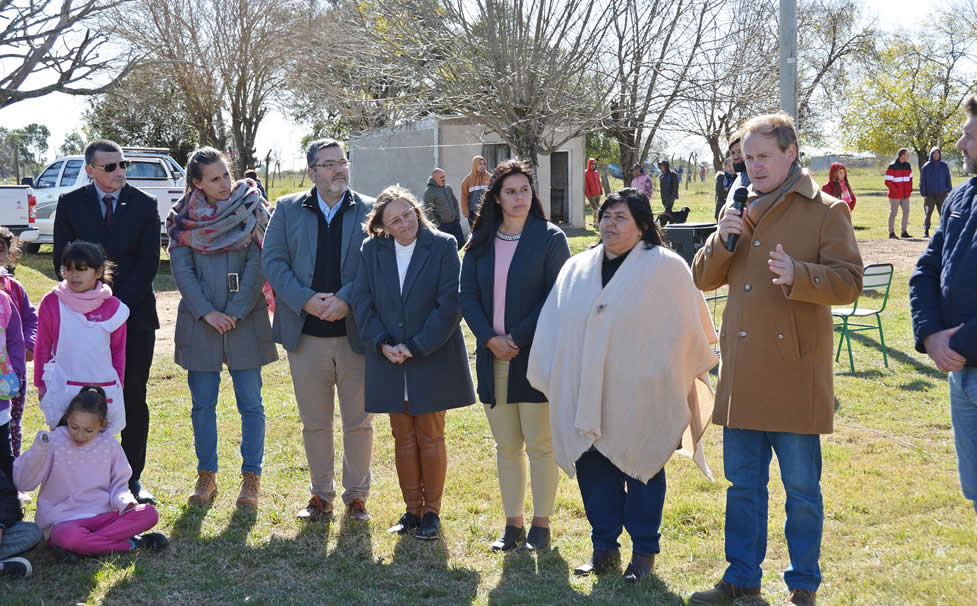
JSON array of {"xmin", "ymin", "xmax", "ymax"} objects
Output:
[
  {"xmin": 166, "ymin": 147, "xmax": 276, "ymax": 510},
  {"xmin": 34, "ymin": 241, "xmax": 128, "ymax": 435}
]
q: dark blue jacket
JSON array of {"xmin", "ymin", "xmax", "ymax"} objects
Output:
[
  {"xmin": 910, "ymin": 176, "xmax": 977, "ymax": 364},
  {"xmin": 919, "ymin": 147, "xmax": 953, "ymax": 197},
  {"xmin": 460, "ymin": 215, "xmax": 571, "ymax": 405},
  {"xmin": 351, "ymin": 226, "xmax": 475, "ymax": 415}
]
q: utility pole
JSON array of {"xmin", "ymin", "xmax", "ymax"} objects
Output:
[{"xmin": 780, "ymin": 0, "xmax": 797, "ymax": 119}]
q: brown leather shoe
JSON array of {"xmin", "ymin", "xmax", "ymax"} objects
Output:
[
  {"xmin": 236, "ymin": 472, "xmax": 260, "ymax": 508},
  {"xmin": 188, "ymin": 470, "xmax": 217, "ymax": 506},
  {"xmin": 788, "ymin": 589, "xmax": 816, "ymax": 606},
  {"xmin": 623, "ymin": 552, "xmax": 655, "ymax": 583},
  {"xmin": 690, "ymin": 579, "xmax": 761, "ymax": 603},
  {"xmin": 346, "ymin": 498, "xmax": 369, "ymax": 522},
  {"xmin": 297, "ymin": 495, "xmax": 332, "ymax": 521}
]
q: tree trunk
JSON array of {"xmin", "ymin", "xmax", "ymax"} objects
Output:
[
  {"xmin": 915, "ymin": 148, "xmax": 928, "ymax": 170},
  {"xmin": 709, "ymin": 135, "xmax": 724, "ymax": 172}
]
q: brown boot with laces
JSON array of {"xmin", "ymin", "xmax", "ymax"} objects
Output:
[
  {"xmin": 788, "ymin": 588, "xmax": 816, "ymax": 606},
  {"xmin": 236, "ymin": 472, "xmax": 260, "ymax": 508},
  {"xmin": 188, "ymin": 470, "xmax": 217, "ymax": 506}
]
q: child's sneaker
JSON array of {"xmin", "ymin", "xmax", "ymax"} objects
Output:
[
  {"xmin": 17, "ymin": 491, "xmax": 32, "ymax": 506},
  {"xmin": 0, "ymin": 557, "xmax": 32, "ymax": 577},
  {"xmin": 132, "ymin": 532, "xmax": 169, "ymax": 552}
]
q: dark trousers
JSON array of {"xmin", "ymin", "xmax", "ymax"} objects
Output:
[
  {"xmin": 0, "ymin": 421, "xmax": 12, "ymax": 483},
  {"xmin": 923, "ymin": 194, "xmax": 947, "ymax": 232},
  {"xmin": 575, "ymin": 447, "xmax": 667, "ymax": 555},
  {"xmin": 437, "ymin": 220, "xmax": 466, "ymax": 250},
  {"xmin": 662, "ymin": 197, "xmax": 676, "ymax": 213},
  {"xmin": 121, "ymin": 327, "xmax": 155, "ymax": 485}
]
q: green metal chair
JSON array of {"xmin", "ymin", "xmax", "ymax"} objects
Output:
[{"xmin": 833, "ymin": 263, "xmax": 894, "ymax": 373}]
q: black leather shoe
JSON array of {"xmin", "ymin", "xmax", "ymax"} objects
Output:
[
  {"xmin": 130, "ymin": 481, "xmax": 156, "ymax": 505},
  {"xmin": 415, "ymin": 513, "xmax": 441, "ymax": 541},
  {"xmin": 490, "ymin": 525, "xmax": 525, "ymax": 552},
  {"xmin": 901, "ymin": 231, "xmax": 913, "ymax": 239},
  {"xmin": 623, "ymin": 552, "xmax": 655, "ymax": 583},
  {"xmin": 132, "ymin": 532, "xmax": 169, "ymax": 552},
  {"xmin": 517, "ymin": 525, "xmax": 550, "ymax": 552},
  {"xmin": 388, "ymin": 512, "xmax": 421, "ymax": 534},
  {"xmin": 573, "ymin": 548, "xmax": 620, "ymax": 576}
]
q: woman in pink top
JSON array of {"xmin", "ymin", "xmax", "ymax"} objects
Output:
[
  {"xmin": 460, "ymin": 160, "xmax": 571, "ymax": 553},
  {"xmin": 34, "ymin": 242, "xmax": 128, "ymax": 435},
  {"xmin": 13, "ymin": 385, "xmax": 167, "ymax": 560}
]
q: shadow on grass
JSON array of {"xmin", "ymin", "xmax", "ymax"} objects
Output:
[
  {"xmin": 835, "ymin": 330, "xmax": 944, "ymax": 380},
  {"xmin": 484, "ymin": 545, "xmax": 685, "ymax": 605}
]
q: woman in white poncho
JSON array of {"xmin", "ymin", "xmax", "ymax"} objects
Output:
[{"xmin": 527, "ymin": 188, "xmax": 719, "ymax": 583}]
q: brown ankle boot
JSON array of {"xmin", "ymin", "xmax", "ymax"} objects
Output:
[
  {"xmin": 188, "ymin": 470, "xmax": 217, "ymax": 506},
  {"xmin": 236, "ymin": 472, "xmax": 260, "ymax": 508}
]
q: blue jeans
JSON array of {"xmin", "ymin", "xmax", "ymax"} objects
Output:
[
  {"xmin": 0, "ymin": 521, "xmax": 41, "ymax": 560},
  {"xmin": 949, "ymin": 368, "xmax": 977, "ymax": 514},
  {"xmin": 575, "ymin": 448, "xmax": 666, "ymax": 555},
  {"xmin": 722, "ymin": 427, "xmax": 823, "ymax": 593},
  {"xmin": 188, "ymin": 368, "xmax": 265, "ymax": 475}
]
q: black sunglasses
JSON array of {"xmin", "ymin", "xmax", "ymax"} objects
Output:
[{"xmin": 88, "ymin": 160, "xmax": 131, "ymax": 172}]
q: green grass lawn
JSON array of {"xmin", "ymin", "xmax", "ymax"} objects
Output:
[{"xmin": 3, "ymin": 166, "xmax": 976, "ymax": 604}]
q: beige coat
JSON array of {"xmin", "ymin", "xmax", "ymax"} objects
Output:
[
  {"xmin": 692, "ymin": 169, "xmax": 863, "ymax": 435},
  {"xmin": 528, "ymin": 244, "xmax": 719, "ymax": 483}
]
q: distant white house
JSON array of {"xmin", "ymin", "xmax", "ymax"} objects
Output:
[{"xmin": 348, "ymin": 116, "xmax": 586, "ymax": 227}]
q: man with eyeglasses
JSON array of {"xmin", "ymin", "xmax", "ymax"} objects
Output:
[
  {"xmin": 52, "ymin": 139, "xmax": 161, "ymax": 505},
  {"xmin": 262, "ymin": 138, "xmax": 375, "ymax": 523}
]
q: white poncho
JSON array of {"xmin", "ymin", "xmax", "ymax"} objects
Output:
[{"xmin": 527, "ymin": 243, "xmax": 719, "ymax": 482}]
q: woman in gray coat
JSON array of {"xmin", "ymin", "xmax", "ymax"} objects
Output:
[
  {"xmin": 166, "ymin": 147, "xmax": 277, "ymax": 509},
  {"xmin": 351, "ymin": 185, "xmax": 475, "ymax": 541}
]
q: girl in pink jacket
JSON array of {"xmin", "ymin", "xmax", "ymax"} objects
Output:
[
  {"xmin": 13, "ymin": 386, "xmax": 167, "ymax": 559},
  {"xmin": 34, "ymin": 241, "xmax": 128, "ymax": 435}
]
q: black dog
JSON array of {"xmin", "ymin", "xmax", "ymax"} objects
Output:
[{"xmin": 657, "ymin": 206, "xmax": 691, "ymax": 228}]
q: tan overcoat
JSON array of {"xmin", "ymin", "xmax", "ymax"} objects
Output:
[{"xmin": 692, "ymin": 169, "xmax": 863, "ymax": 434}]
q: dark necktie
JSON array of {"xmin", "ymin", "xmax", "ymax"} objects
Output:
[{"xmin": 103, "ymin": 195, "xmax": 114, "ymax": 229}]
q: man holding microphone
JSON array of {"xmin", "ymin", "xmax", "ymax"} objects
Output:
[{"xmin": 690, "ymin": 112, "xmax": 862, "ymax": 606}]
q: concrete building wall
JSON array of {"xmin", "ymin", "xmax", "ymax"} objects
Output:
[
  {"xmin": 349, "ymin": 117, "xmax": 585, "ymax": 227},
  {"xmin": 348, "ymin": 118, "xmax": 437, "ymax": 199}
]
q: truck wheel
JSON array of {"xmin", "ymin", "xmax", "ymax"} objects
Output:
[{"xmin": 24, "ymin": 243, "xmax": 40, "ymax": 254}]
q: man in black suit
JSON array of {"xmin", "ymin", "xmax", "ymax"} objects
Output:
[{"xmin": 53, "ymin": 139, "xmax": 161, "ymax": 504}]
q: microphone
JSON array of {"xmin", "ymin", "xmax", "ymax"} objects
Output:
[{"xmin": 725, "ymin": 186, "xmax": 750, "ymax": 252}]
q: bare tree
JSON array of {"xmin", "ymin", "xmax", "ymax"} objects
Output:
[
  {"xmin": 0, "ymin": 0, "xmax": 137, "ymax": 108},
  {"xmin": 115, "ymin": 0, "xmax": 297, "ymax": 172},
  {"xmin": 678, "ymin": 0, "xmax": 779, "ymax": 170},
  {"xmin": 367, "ymin": 0, "xmax": 616, "ymax": 173},
  {"xmin": 604, "ymin": 0, "xmax": 726, "ymax": 186},
  {"xmin": 283, "ymin": 0, "xmax": 420, "ymax": 140},
  {"xmin": 795, "ymin": 0, "xmax": 877, "ymax": 143},
  {"xmin": 678, "ymin": 0, "xmax": 876, "ymax": 168}
]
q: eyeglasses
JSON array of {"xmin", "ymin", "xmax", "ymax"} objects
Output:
[
  {"xmin": 311, "ymin": 160, "xmax": 350, "ymax": 171},
  {"xmin": 385, "ymin": 208, "xmax": 416, "ymax": 228},
  {"xmin": 88, "ymin": 160, "xmax": 130, "ymax": 173}
]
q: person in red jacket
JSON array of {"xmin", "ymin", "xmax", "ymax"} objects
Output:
[
  {"xmin": 821, "ymin": 162, "xmax": 856, "ymax": 212},
  {"xmin": 885, "ymin": 148, "xmax": 913, "ymax": 239},
  {"xmin": 584, "ymin": 158, "xmax": 603, "ymax": 229}
]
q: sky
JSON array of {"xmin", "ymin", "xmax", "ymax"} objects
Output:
[{"xmin": 0, "ymin": 0, "xmax": 936, "ymax": 169}]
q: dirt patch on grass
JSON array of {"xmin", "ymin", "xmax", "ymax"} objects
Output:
[
  {"xmin": 156, "ymin": 290, "xmax": 179, "ymax": 354},
  {"xmin": 856, "ymin": 236, "xmax": 928, "ymax": 274}
]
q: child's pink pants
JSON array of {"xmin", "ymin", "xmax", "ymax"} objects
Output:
[{"xmin": 48, "ymin": 504, "xmax": 159, "ymax": 554}]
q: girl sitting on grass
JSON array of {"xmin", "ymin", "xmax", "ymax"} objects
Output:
[
  {"xmin": 13, "ymin": 386, "xmax": 167, "ymax": 561},
  {"xmin": 34, "ymin": 241, "xmax": 127, "ymax": 435}
]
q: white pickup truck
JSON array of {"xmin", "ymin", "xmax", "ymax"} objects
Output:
[
  {"xmin": 0, "ymin": 184, "xmax": 36, "ymax": 236},
  {"xmin": 19, "ymin": 148, "xmax": 186, "ymax": 253}
]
